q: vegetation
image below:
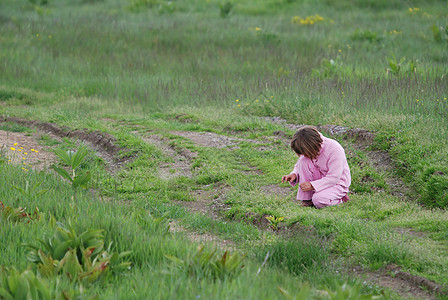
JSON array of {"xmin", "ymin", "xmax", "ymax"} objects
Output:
[{"xmin": 0, "ymin": 0, "xmax": 447, "ymax": 298}]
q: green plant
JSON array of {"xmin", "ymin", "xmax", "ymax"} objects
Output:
[
  {"xmin": 350, "ymin": 29, "xmax": 381, "ymax": 43},
  {"xmin": 266, "ymin": 215, "xmax": 284, "ymax": 231},
  {"xmin": 430, "ymin": 25, "xmax": 443, "ymax": 43},
  {"xmin": 219, "ymin": 1, "xmax": 233, "ymax": 18},
  {"xmin": 312, "ymin": 58, "xmax": 340, "ymax": 78},
  {"xmin": 25, "ymin": 223, "xmax": 132, "ymax": 284},
  {"xmin": 12, "ymin": 180, "xmax": 48, "ymax": 199},
  {"xmin": 0, "ymin": 266, "xmax": 51, "ymax": 300},
  {"xmin": 385, "ymin": 55, "xmax": 405, "ymax": 76},
  {"xmin": 0, "ymin": 201, "xmax": 41, "ymax": 223},
  {"xmin": 166, "ymin": 245, "xmax": 245, "ymax": 281},
  {"xmin": 322, "ymin": 281, "xmax": 385, "ymax": 299},
  {"xmin": 51, "ymin": 146, "xmax": 91, "ymax": 189}
]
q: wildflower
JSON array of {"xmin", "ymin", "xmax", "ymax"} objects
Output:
[
  {"xmin": 416, "ymin": 99, "xmax": 419, "ymax": 102},
  {"xmin": 236, "ymin": 99, "xmax": 239, "ymax": 102},
  {"xmin": 18, "ymin": 149, "xmax": 21, "ymax": 152},
  {"xmin": 237, "ymin": 104, "xmax": 241, "ymax": 107},
  {"xmin": 35, "ymin": 150, "xmax": 39, "ymax": 153},
  {"xmin": 24, "ymin": 152, "xmax": 28, "ymax": 155},
  {"xmin": 256, "ymin": 100, "xmax": 259, "ymax": 102},
  {"xmin": 338, "ymin": 49, "xmax": 342, "ymax": 53},
  {"xmin": 31, "ymin": 149, "xmax": 35, "ymax": 152},
  {"xmin": 10, "ymin": 147, "xmax": 15, "ymax": 151},
  {"xmin": 14, "ymin": 143, "xmax": 17, "ymax": 146},
  {"xmin": 22, "ymin": 157, "xmax": 26, "ymax": 160},
  {"xmin": 255, "ymin": 27, "xmax": 262, "ymax": 31},
  {"xmin": 271, "ymin": 96, "xmax": 273, "ymax": 98}
]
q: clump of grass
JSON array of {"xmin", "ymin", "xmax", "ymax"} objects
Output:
[{"xmin": 257, "ymin": 234, "xmax": 330, "ymax": 276}]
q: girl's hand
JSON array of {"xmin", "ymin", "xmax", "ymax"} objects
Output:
[
  {"xmin": 282, "ymin": 173, "xmax": 297, "ymax": 183},
  {"xmin": 299, "ymin": 182, "xmax": 314, "ymax": 192}
]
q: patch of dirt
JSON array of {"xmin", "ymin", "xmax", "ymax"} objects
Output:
[
  {"xmin": 351, "ymin": 265, "xmax": 446, "ymax": 300},
  {"xmin": 170, "ymin": 131, "xmax": 262, "ymax": 150},
  {"xmin": 169, "ymin": 220, "xmax": 235, "ymax": 251},
  {"xmin": 173, "ymin": 185, "xmax": 230, "ymax": 219},
  {"xmin": 0, "ymin": 130, "xmax": 57, "ymax": 171},
  {"xmin": 260, "ymin": 184, "xmax": 293, "ymax": 197},
  {"xmin": 139, "ymin": 134, "xmax": 195, "ymax": 179},
  {"xmin": 2, "ymin": 117, "xmax": 130, "ymax": 173}
]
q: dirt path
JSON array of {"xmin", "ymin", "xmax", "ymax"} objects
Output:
[{"xmin": 1, "ymin": 117, "xmax": 130, "ymax": 173}]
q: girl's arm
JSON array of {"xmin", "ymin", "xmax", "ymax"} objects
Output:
[{"xmin": 289, "ymin": 159, "xmax": 300, "ymax": 187}]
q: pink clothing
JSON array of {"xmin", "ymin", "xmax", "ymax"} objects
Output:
[{"xmin": 290, "ymin": 134, "xmax": 351, "ymax": 208}]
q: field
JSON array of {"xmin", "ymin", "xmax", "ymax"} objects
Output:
[{"xmin": 1, "ymin": 0, "xmax": 448, "ymax": 299}]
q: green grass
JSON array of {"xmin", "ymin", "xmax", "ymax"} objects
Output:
[{"xmin": 1, "ymin": 0, "xmax": 448, "ymax": 298}]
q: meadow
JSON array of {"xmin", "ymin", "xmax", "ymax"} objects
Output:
[{"xmin": 0, "ymin": 0, "xmax": 448, "ymax": 298}]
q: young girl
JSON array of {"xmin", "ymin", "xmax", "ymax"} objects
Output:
[{"xmin": 281, "ymin": 125, "xmax": 351, "ymax": 208}]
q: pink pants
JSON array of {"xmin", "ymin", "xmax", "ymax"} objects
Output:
[{"xmin": 294, "ymin": 157, "xmax": 349, "ymax": 209}]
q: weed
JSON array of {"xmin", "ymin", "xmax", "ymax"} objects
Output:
[
  {"xmin": 350, "ymin": 29, "xmax": 381, "ymax": 43},
  {"xmin": 0, "ymin": 201, "xmax": 41, "ymax": 223},
  {"xmin": 25, "ymin": 223, "xmax": 132, "ymax": 284},
  {"xmin": 266, "ymin": 215, "xmax": 284, "ymax": 231},
  {"xmin": 258, "ymin": 235, "xmax": 329, "ymax": 276},
  {"xmin": 0, "ymin": 266, "xmax": 51, "ymax": 300},
  {"xmin": 219, "ymin": 1, "xmax": 233, "ymax": 18},
  {"xmin": 51, "ymin": 146, "xmax": 91, "ymax": 189},
  {"xmin": 166, "ymin": 245, "xmax": 245, "ymax": 281}
]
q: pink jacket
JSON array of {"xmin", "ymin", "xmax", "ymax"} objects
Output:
[{"xmin": 290, "ymin": 134, "xmax": 351, "ymax": 192}]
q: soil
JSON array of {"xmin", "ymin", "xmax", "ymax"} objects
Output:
[
  {"xmin": 170, "ymin": 131, "xmax": 262, "ymax": 150},
  {"xmin": 0, "ymin": 130, "xmax": 57, "ymax": 171},
  {"xmin": 351, "ymin": 264, "xmax": 445, "ymax": 300},
  {"xmin": 169, "ymin": 220, "xmax": 235, "ymax": 251},
  {"xmin": 138, "ymin": 134, "xmax": 195, "ymax": 179},
  {"xmin": 1, "ymin": 117, "xmax": 130, "ymax": 173}
]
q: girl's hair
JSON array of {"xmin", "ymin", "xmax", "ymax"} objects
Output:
[{"xmin": 290, "ymin": 126, "xmax": 323, "ymax": 159}]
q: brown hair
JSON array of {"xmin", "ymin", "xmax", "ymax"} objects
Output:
[{"xmin": 290, "ymin": 125, "xmax": 323, "ymax": 159}]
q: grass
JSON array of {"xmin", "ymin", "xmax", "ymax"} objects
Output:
[{"xmin": 1, "ymin": 0, "xmax": 448, "ymax": 298}]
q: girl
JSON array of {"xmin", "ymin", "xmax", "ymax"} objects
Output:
[{"xmin": 281, "ymin": 125, "xmax": 351, "ymax": 208}]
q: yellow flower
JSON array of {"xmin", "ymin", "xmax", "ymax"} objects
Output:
[
  {"xmin": 14, "ymin": 143, "xmax": 17, "ymax": 146},
  {"xmin": 256, "ymin": 100, "xmax": 259, "ymax": 102},
  {"xmin": 237, "ymin": 104, "xmax": 241, "ymax": 107},
  {"xmin": 416, "ymin": 99, "xmax": 419, "ymax": 102},
  {"xmin": 20, "ymin": 147, "xmax": 23, "ymax": 149},
  {"xmin": 24, "ymin": 152, "xmax": 28, "ymax": 155},
  {"xmin": 236, "ymin": 99, "xmax": 239, "ymax": 102},
  {"xmin": 22, "ymin": 157, "xmax": 26, "ymax": 160},
  {"xmin": 255, "ymin": 27, "xmax": 262, "ymax": 31},
  {"xmin": 10, "ymin": 147, "xmax": 15, "ymax": 151},
  {"xmin": 18, "ymin": 149, "xmax": 21, "ymax": 152},
  {"xmin": 31, "ymin": 149, "xmax": 35, "ymax": 152},
  {"xmin": 35, "ymin": 150, "xmax": 39, "ymax": 153},
  {"xmin": 338, "ymin": 49, "xmax": 342, "ymax": 53}
]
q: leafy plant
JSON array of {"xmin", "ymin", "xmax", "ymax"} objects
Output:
[
  {"xmin": 166, "ymin": 245, "xmax": 245, "ymax": 281},
  {"xmin": 312, "ymin": 58, "xmax": 340, "ymax": 78},
  {"xmin": 51, "ymin": 146, "xmax": 91, "ymax": 189},
  {"xmin": 0, "ymin": 266, "xmax": 51, "ymax": 300},
  {"xmin": 219, "ymin": 1, "xmax": 233, "ymax": 18},
  {"xmin": 321, "ymin": 281, "xmax": 385, "ymax": 299},
  {"xmin": 350, "ymin": 29, "xmax": 381, "ymax": 43},
  {"xmin": 12, "ymin": 180, "xmax": 48, "ymax": 199},
  {"xmin": 24, "ymin": 223, "xmax": 132, "ymax": 284},
  {"xmin": 385, "ymin": 55, "xmax": 405, "ymax": 76},
  {"xmin": 266, "ymin": 215, "xmax": 284, "ymax": 231},
  {"xmin": 0, "ymin": 201, "xmax": 41, "ymax": 223}
]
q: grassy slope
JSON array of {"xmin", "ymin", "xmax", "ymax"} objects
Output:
[{"xmin": 1, "ymin": 0, "xmax": 448, "ymax": 298}]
